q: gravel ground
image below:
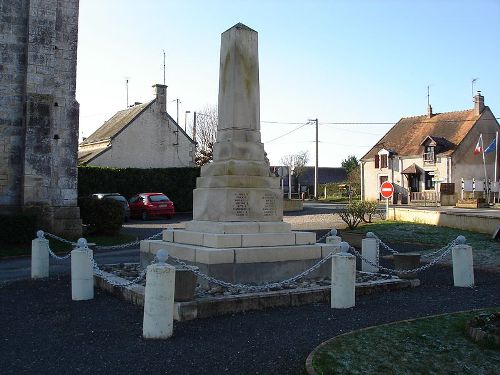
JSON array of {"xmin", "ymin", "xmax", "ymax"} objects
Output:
[{"xmin": 1, "ymin": 266, "xmax": 499, "ymax": 374}]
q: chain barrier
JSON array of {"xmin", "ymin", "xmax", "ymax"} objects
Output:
[
  {"xmin": 369, "ymin": 232, "xmax": 461, "ymax": 260},
  {"xmin": 44, "ymin": 232, "xmax": 76, "ymax": 246},
  {"xmin": 168, "ymin": 252, "xmax": 335, "ymax": 293},
  {"xmin": 90, "ymin": 254, "xmax": 149, "ymax": 287},
  {"xmin": 47, "ymin": 246, "xmax": 72, "ymax": 260},
  {"xmin": 41, "ymin": 230, "xmax": 163, "ymax": 251},
  {"xmin": 349, "ymin": 241, "xmax": 456, "ymax": 275},
  {"xmin": 93, "ymin": 231, "xmax": 163, "ymax": 250}
]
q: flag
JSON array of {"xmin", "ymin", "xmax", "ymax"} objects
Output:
[
  {"xmin": 474, "ymin": 134, "xmax": 483, "ymax": 155},
  {"xmin": 485, "ymin": 138, "xmax": 496, "ymax": 154}
]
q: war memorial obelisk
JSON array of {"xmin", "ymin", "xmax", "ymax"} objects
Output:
[{"xmin": 141, "ymin": 24, "xmax": 335, "ymax": 283}]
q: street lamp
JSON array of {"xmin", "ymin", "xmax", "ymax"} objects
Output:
[{"xmin": 184, "ymin": 110, "xmax": 191, "ymax": 132}]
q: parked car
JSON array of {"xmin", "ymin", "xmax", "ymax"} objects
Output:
[
  {"xmin": 128, "ymin": 193, "xmax": 175, "ymax": 220},
  {"xmin": 92, "ymin": 193, "xmax": 130, "ymax": 221}
]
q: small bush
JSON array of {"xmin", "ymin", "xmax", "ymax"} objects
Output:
[
  {"xmin": 360, "ymin": 200, "xmax": 379, "ymax": 223},
  {"xmin": 78, "ymin": 197, "xmax": 123, "ymax": 235},
  {"xmin": 0, "ymin": 214, "xmax": 37, "ymax": 245},
  {"xmin": 338, "ymin": 201, "xmax": 365, "ymax": 229}
]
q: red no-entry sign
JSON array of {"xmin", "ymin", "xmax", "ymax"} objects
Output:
[{"xmin": 380, "ymin": 181, "xmax": 394, "ymax": 199}]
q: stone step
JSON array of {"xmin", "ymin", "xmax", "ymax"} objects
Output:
[
  {"xmin": 185, "ymin": 220, "xmax": 291, "ymax": 234},
  {"xmin": 162, "ymin": 228, "xmax": 317, "ymax": 248},
  {"xmin": 141, "ymin": 240, "xmax": 337, "ymax": 265}
]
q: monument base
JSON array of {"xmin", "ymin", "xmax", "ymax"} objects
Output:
[{"xmin": 140, "ymin": 223, "xmax": 336, "ymax": 284}]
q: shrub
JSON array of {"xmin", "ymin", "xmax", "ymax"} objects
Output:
[
  {"xmin": 360, "ymin": 200, "xmax": 379, "ymax": 223},
  {"xmin": 338, "ymin": 201, "xmax": 365, "ymax": 229},
  {"xmin": 0, "ymin": 214, "xmax": 37, "ymax": 245},
  {"xmin": 78, "ymin": 196, "xmax": 123, "ymax": 235}
]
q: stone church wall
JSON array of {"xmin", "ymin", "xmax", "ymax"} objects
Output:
[{"xmin": 0, "ymin": 0, "xmax": 81, "ymax": 236}]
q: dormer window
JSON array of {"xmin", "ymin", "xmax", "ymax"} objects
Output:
[
  {"xmin": 375, "ymin": 149, "xmax": 391, "ymax": 169},
  {"xmin": 424, "ymin": 145, "xmax": 435, "ymax": 164}
]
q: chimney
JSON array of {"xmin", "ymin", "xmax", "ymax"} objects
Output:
[
  {"xmin": 153, "ymin": 84, "xmax": 167, "ymax": 114},
  {"xmin": 474, "ymin": 91, "xmax": 484, "ymax": 115},
  {"xmin": 427, "ymin": 104, "xmax": 433, "ymax": 118}
]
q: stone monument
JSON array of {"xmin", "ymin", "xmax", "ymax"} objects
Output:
[{"xmin": 141, "ymin": 23, "xmax": 335, "ymax": 283}]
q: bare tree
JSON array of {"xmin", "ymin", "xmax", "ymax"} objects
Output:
[
  {"xmin": 280, "ymin": 151, "xmax": 309, "ymax": 177},
  {"xmin": 280, "ymin": 151, "xmax": 309, "ymax": 197},
  {"xmin": 190, "ymin": 105, "xmax": 218, "ymax": 166}
]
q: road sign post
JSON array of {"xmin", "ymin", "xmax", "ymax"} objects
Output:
[{"xmin": 380, "ymin": 181, "xmax": 394, "ymax": 220}]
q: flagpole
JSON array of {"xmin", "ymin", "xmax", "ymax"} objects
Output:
[
  {"xmin": 481, "ymin": 134, "xmax": 489, "ymax": 202},
  {"xmin": 495, "ymin": 131, "xmax": 498, "ymax": 183},
  {"xmin": 495, "ymin": 131, "xmax": 498, "ymax": 203}
]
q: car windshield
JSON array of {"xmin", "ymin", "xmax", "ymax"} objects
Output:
[
  {"xmin": 148, "ymin": 194, "xmax": 169, "ymax": 202},
  {"xmin": 107, "ymin": 195, "xmax": 127, "ymax": 203}
]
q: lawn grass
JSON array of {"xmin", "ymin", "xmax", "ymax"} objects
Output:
[
  {"xmin": 0, "ymin": 233, "xmax": 137, "ymax": 258},
  {"xmin": 312, "ymin": 308, "xmax": 500, "ymax": 374},
  {"xmin": 348, "ymin": 221, "xmax": 499, "ymax": 254}
]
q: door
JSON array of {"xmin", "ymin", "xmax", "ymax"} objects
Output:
[{"xmin": 379, "ymin": 176, "xmax": 388, "ymax": 200}]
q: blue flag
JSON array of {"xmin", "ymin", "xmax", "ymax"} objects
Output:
[{"xmin": 485, "ymin": 138, "xmax": 496, "ymax": 154}]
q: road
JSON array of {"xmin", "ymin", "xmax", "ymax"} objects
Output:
[{"xmin": 2, "ymin": 202, "xmax": 499, "ymax": 282}]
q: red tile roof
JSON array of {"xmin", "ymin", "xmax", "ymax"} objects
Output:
[{"xmin": 361, "ymin": 109, "xmax": 480, "ymax": 160}]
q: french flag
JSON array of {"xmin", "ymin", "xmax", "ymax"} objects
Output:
[{"xmin": 474, "ymin": 134, "xmax": 483, "ymax": 155}]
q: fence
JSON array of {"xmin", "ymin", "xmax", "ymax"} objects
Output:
[{"xmin": 30, "ymin": 228, "xmax": 474, "ymax": 339}]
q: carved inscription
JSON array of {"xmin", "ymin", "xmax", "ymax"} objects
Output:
[
  {"xmin": 233, "ymin": 192, "xmax": 249, "ymax": 217},
  {"xmin": 262, "ymin": 193, "xmax": 276, "ymax": 217}
]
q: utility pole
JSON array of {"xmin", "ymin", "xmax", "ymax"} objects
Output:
[
  {"xmin": 184, "ymin": 110, "xmax": 191, "ymax": 132},
  {"xmin": 163, "ymin": 50, "xmax": 166, "ymax": 85},
  {"xmin": 193, "ymin": 111, "xmax": 197, "ymax": 148},
  {"xmin": 126, "ymin": 78, "xmax": 129, "ymax": 107},
  {"xmin": 171, "ymin": 99, "xmax": 180, "ymax": 124},
  {"xmin": 309, "ymin": 118, "xmax": 319, "ymax": 199}
]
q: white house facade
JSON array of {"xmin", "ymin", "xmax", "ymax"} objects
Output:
[
  {"xmin": 361, "ymin": 92, "xmax": 499, "ymax": 205},
  {"xmin": 78, "ymin": 84, "xmax": 195, "ymax": 168}
]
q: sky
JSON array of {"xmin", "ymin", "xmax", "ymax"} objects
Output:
[{"xmin": 76, "ymin": 0, "xmax": 500, "ymax": 167}]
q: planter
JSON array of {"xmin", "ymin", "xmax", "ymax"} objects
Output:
[
  {"xmin": 174, "ymin": 265, "xmax": 198, "ymax": 302},
  {"xmin": 393, "ymin": 253, "xmax": 421, "ymax": 279}
]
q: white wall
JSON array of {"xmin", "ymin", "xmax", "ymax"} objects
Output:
[{"xmin": 89, "ymin": 106, "xmax": 195, "ymax": 168}]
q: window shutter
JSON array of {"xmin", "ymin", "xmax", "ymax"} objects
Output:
[{"xmin": 375, "ymin": 155, "xmax": 379, "ymax": 168}]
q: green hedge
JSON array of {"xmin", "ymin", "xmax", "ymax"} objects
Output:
[
  {"xmin": 78, "ymin": 166, "xmax": 200, "ymax": 212},
  {"xmin": 0, "ymin": 214, "xmax": 37, "ymax": 245},
  {"xmin": 78, "ymin": 196, "xmax": 124, "ymax": 235}
]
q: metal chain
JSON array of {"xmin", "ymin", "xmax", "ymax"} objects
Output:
[
  {"xmin": 44, "ymin": 232, "xmax": 76, "ymax": 246},
  {"xmin": 350, "ymin": 245, "xmax": 453, "ymax": 275},
  {"xmin": 371, "ymin": 233, "xmax": 460, "ymax": 260},
  {"xmin": 167, "ymin": 252, "xmax": 335, "ymax": 292},
  {"xmin": 87, "ymin": 249, "xmax": 153, "ymax": 287},
  {"xmin": 369, "ymin": 233, "xmax": 399, "ymax": 254},
  {"xmin": 93, "ymin": 231, "xmax": 163, "ymax": 250},
  {"xmin": 316, "ymin": 231, "xmax": 330, "ymax": 243},
  {"xmin": 47, "ymin": 246, "xmax": 72, "ymax": 260}
]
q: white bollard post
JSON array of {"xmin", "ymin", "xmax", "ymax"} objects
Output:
[
  {"xmin": 71, "ymin": 238, "xmax": 94, "ymax": 301},
  {"xmin": 452, "ymin": 237, "xmax": 474, "ymax": 287},
  {"xmin": 331, "ymin": 242, "xmax": 356, "ymax": 309},
  {"xmin": 361, "ymin": 232, "xmax": 379, "ymax": 273},
  {"xmin": 31, "ymin": 230, "xmax": 50, "ymax": 279},
  {"xmin": 326, "ymin": 228, "xmax": 342, "ymax": 245},
  {"xmin": 143, "ymin": 249, "xmax": 176, "ymax": 339}
]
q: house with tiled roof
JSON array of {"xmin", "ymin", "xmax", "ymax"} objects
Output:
[
  {"xmin": 360, "ymin": 92, "xmax": 499, "ymax": 205},
  {"xmin": 78, "ymin": 84, "xmax": 195, "ymax": 168}
]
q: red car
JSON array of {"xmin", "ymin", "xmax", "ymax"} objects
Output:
[{"xmin": 128, "ymin": 193, "xmax": 175, "ymax": 220}]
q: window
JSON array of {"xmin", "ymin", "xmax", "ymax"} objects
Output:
[
  {"xmin": 380, "ymin": 154, "xmax": 388, "ymax": 168},
  {"xmin": 424, "ymin": 146, "xmax": 435, "ymax": 164},
  {"xmin": 424, "ymin": 171, "xmax": 435, "ymax": 190}
]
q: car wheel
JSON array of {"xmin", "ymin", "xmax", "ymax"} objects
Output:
[
  {"xmin": 141, "ymin": 211, "xmax": 149, "ymax": 221},
  {"xmin": 167, "ymin": 215, "xmax": 173, "ymax": 219}
]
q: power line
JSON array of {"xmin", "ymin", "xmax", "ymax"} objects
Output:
[{"xmin": 264, "ymin": 122, "xmax": 310, "ymax": 143}]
